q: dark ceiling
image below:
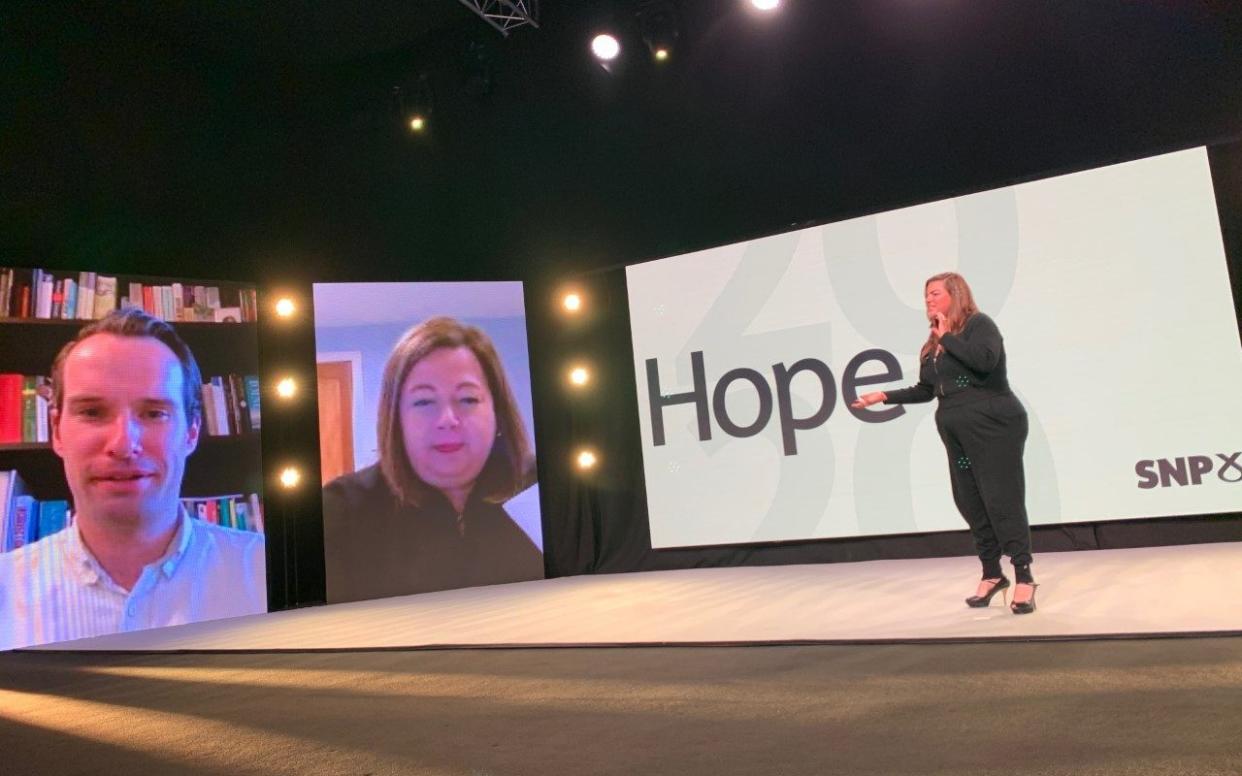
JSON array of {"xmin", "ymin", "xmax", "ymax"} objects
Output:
[
  {"xmin": 22, "ymin": 1, "xmax": 476, "ymax": 66},
  {"xmin": 4, "ymin": 1, "xmax": 1242, "ymax": 284}
]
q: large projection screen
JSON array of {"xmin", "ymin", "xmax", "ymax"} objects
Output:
[
  {"xmin": 0, "ymin": 269, "xmax": 267, "ymax": 650},
  {"xmin": 628, "ymin": 147, "xmax": 1242, "ymax": 549},
  {"xmin": 313, "ymin": 281, "xmax": 544, "ymax": 604}
]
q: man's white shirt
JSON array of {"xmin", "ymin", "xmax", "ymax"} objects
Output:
[{"xmin": 0, "ymin": 510, "xmax": 266, "ymax": 650}]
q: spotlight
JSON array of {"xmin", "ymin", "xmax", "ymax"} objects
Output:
[
  {"xmin": 276, "ymin": 377, "xmax": 297, "ymax": 399},
  {"xmin": 591, "ymin": 33, "xmax": 621, "ymax": 61},
  {"xmin": 274, "ymin": 297, "xmax": 296, "ymax": 318},
  {"xmin": 637, "ymin": 1, "xmax": 679, "ymax": 62},
  {"xmin": 751, "ymin": 0, "xmax": 780, "ymax": 11},
  {"xmin": 392, "ymin": 76, "xmax": 433, "ymax": 135},
  {"xmin": 568, "ymin": 366, "xmax": 591, "ymax": 387},
  {"xmin": 279, "ymin": 467, "xmax": 302, "ymax": 489},
  {"xmin": 576, "ymin": 449, "xmax": 599, "ymax": 470},
  {"xmin": 563, "ymin": 292, "xmax": 583, "ymax": 313}
]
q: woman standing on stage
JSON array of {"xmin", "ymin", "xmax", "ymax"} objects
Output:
[{"xmin": 851, "ymin": 272, "xmax": 1037, "ymax": 614}]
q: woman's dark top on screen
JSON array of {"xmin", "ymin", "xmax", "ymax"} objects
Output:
[{"xmin": 322, "ymin": 463, "xmax": 544, "ymax": 604}]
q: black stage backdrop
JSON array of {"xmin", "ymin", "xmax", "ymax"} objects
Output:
[{"xmin": 4, "ymin": 2, "xmax": 1241, "ymax": 608}]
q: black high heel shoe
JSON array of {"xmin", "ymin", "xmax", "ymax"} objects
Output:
[
  {"xmin": 1010, "ymin": 582, "xmax": 1038, "ymax": 615},
  {"xmin": 965, "ymin": 576, "xmax": 1010, "ymax": 608}
]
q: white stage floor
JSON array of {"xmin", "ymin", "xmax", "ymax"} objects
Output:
[{"xmin": 29, "ymin": 542, "xmax": 1242, "ymax": 652}]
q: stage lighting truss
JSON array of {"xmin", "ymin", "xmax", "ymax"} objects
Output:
[{"xmin": 457, "ymin": 0, "xmax": 539, "ymax": 37}]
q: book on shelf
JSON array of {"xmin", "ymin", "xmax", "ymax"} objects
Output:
[
  {"xmin": 75, "ymin": 272, "xmax": 96, "ymax": 320},
  {"xmin": 0, "ymin": 469, "xmax": 23, "ymax": 551},
  {"xmin": 0, "ymin": 373, "xmax": 25, "ymax": 444},
  {"xmin": 61, "ymin": 278, "xmax": 76, "ymax": 320},
  {"xmin": 221, "ymin": 376, "xmax": 240, "ymax": 434},
  {"xmin": 243, "ymin": 375, "xmax": 262, "ymax": 430},
  {"xmin": 10, "ymin": 495, "xmax": 39, "ymax": 551},
  {"xmin": 36, "ymin": 499, "xmax": 69, "ymax": 539},
  {"xmin": 93, "ymin": 275, "xmax": 117, "ymax": 317},
  {"xmin": 202, "ymin": 378, "xmax": 226, "ymax": 436},
  {"xmin": 49, "ymin": 277, "xmax": 62, "ymax": 318},
  {"xmin": 37, "ymin": 270, "xmax": 54, "ymax": 318},
  {"xmin": 2, "ymin": 265, "xmax": 258, "ymax": 322},
  {"xmin": 0, "ymin": 374, "xmax": 51, "ymax": 444},
  {"xmin": 0, "ymin": 374, "xmax": 20, "ymax": 443}
]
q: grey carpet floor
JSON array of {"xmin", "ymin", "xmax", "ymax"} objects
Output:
[{"xmin": 3, "ymin": 637, "xmax": 1241, "ymax": 776}]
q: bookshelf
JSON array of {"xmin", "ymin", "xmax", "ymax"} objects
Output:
[{"xmin": 0, "ymin": 266, "xmax": 266, "ymax": 550}]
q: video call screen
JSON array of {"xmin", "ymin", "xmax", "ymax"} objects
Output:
[
  {"xmin": 0, "ymin": 269, "xmax": 266, "ymax": 650},
  {"xmin": 312, "ymin": 281, "xmax": 544, "ymax": 604},
  {"xmin": 627, "ymin": 146, "xmax": 1242, "ymax": 549}
]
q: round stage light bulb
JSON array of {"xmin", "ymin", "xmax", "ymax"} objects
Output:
[
  {"xmin": 274, "ymin": 298, "xmax": 296, "ymax": 318},
  {"xmin": 591, "ymin": 34, "xmax": 621, "ymax": 61},
  {"xmin": 752, "ymin": 0, "xmax": 780, "ymax": 10},
  {"xmin": 576, "ymin": 450, "xmax": 598, "ymax": 470},
  {"xmin": 569, "ymin": 366, "xmax": 590, "ymax": 386},
  {"xmin": 563, "ymin": 293, "xmax": 582, "ymax": 312},
  {"xmin": 279, "ymin": 467, "xmax": 302, "ymax": 489},
  {"xmin": 409, "ymin": 115, "xmax": 426, "ymax": 132},
  {"xmin": 654, "ymin": 48, "xmax": 670, "ymax": 61},
  {"xmin": 276, "ymin": 377, "xmax": 297, "ymax": 398}
]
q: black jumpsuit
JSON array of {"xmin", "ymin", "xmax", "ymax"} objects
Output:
[{"xmin": 884, "ymin": 312, "xmax": 1033, "ymax": 572}]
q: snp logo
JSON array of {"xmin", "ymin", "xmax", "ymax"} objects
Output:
[{"xmin": 1135, "ymin": 453, "xmax": 1242, "ymax": 489}]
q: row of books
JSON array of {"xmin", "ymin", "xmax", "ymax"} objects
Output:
[
  {"xmin": 0, "ymin": 375, "xmax": 49, "ymax": 444},
  {"xmin": 0, "ymin": 471, "xmax": 70, "ymax": 552},
  {"xmin": 1, "ymin": 471, "xmax": 266, "ymax": 554},
  {"xmin": 0, "ymin": 373, "xmax": 262, "ymax": 443},
  {"xmin": 203, "ymin": 375, "xmax": 263, "ymax": 436},
  {"xmin": 0, "ymin": 267, "xmax": 260, "ymax": 322},
  {"xmin": 183, "ymin": 494, "xmax": 265, "ymax": 534}
]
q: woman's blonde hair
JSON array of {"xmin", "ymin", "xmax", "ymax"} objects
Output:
[
  {"xmin": 920, "ymin": 272, "xmax": 979, "ymax": 359},
  {"xmin": 376, "ymin": 316, "xmax": 534, "ymax": 507}
]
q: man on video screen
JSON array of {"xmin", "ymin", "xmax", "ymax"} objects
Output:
[{"xmin": 0, "ymin": 309, "xmax": 265, "ymax": 650}]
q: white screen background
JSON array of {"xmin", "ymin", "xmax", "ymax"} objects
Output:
[{"xmin": 627, "ymin": 147, "xmax": 1242, "ymax": 548}]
